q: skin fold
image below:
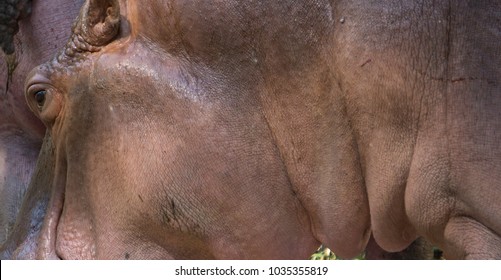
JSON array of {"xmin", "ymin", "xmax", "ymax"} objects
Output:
[{"xmin": 1, "ymin": 0, "xmax": 500, "ymax": 259}]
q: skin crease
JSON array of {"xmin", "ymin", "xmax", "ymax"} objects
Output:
[
  {"xmin": 1, "ymin": 0, "xmax": 501, "ymax": 259},
  {"xmin": 0, "ymin": 0, "xmax": 83, "ymax": 245}
]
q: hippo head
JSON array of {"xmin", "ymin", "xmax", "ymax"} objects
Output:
[
  {"xmin": 7, "ymin": 0, "xmax": 500, "ymax": 260},
  {"xmin": 3, "ymin": 0, "xmax": 372, "ymax": 259}
]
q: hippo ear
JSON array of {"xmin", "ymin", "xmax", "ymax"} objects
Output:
[{"xmin": 79, "ymin": 0, "xmax": 120, "ymax": 47}]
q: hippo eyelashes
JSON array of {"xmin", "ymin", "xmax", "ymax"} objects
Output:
[{"xmin": 34, "ymin": 90, "xmax": 47, "ymax": 108}]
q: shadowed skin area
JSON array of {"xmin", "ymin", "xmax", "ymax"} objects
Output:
[
  {"xmin": 0, "ymin": 0, "xmax": 32, "ymax": 55},
  {"xmin": 365, "ymin": 236, "xmax": 434, "ymax": 260},
  {"xmin": 1, "ymin": 0, "xmax": 501, "ymax": 259},
  {"xmin": 0, "ymin": 0, "xmax": 82, "ymax": 245},
  {"xmin": 0, "ymin": 2, "xmax": 38, "ymax": 244}
]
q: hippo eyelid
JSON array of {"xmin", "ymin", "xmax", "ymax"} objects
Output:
[
  {"xmin": 26, "ymin": 83, "xmax": 51, "ymax": 96},
  {"xmin": 24, "ymin": 82, "xmax": 62, "ymax": 126},
  {"xmin": 25, "ymin": 83, "xmax": 55, "ymax": 113}
]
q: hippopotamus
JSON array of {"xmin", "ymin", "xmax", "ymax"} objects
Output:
[
  {"xmin": 1, "ymin": 0, "xmax": 500, "ymax": 259},
  {"xmin": 0, "ymin": 0, "xmax": 82, "ymax": 244}
]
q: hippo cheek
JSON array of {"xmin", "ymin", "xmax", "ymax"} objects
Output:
[
  {"xmin": 52, "ymin": 170, "xmax": 97, "ymax": 259},
  {"xmin": 32, "ymin": 142, "xmax": 100, "ymax": 260},
  {"xmin": 54, "ymin": 202, "xmax": 97, "ymax": 259}
]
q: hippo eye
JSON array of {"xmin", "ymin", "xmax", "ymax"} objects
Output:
[
  {"xmin": 25, "ymin": 75, "xmax": 62, "ymax": 127},
  {"xmin": 34, "ymin": 90, "xmax": 47, "ymax": 108}
]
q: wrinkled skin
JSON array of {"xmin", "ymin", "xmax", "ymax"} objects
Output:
[
  {"xmin": 2, "ymin": 0, "xmax": 501, "ymax": 259},
  {"xmin": 0, "ymin": 0, "xmax": 82, "ymax": 244}
]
